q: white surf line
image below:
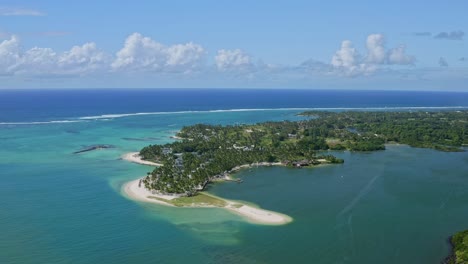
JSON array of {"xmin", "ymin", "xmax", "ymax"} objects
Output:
[
  {"xmin": 2, "ymin": 106, "xmax": 466, "ymax": 125},
  {"xmin": 77, "ymin": 106, "xmax": 468, "ymax": 120}
]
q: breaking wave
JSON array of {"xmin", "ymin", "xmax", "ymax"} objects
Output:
[
  {"xmin": 1, "ymin": 106, "xmax": 466, "ymax": 125},
  {"xmin": 78, "ymin": 106, "xmax": 468, "ymax": 120}
]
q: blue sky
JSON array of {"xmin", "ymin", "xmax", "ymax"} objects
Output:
[{"xmin": 0, "ymin": 0, "xmax": 467, "ymax": 90}]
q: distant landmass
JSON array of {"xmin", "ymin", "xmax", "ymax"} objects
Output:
[{"xmin": 138, "ymin": 110, "xmax": 466, "ymax": 196}]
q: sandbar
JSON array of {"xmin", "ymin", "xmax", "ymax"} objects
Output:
[
  {"xmin": 122, "ymin": 177, "xmax": 292, "ymax": 225},
  {"xmin": 122, "ymin": 152, "xmax": 163, "ymax": 166}
]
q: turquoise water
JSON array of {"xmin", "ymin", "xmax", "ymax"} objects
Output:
[{"xmin": 1, "ymin": 109, "xmax": 467, "ymax": 263}]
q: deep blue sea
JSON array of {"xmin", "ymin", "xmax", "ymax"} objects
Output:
[
  {"xmin": 0, "ymin": 89, "xmax": 467, "ymax": 123},
  {"xmin": 0, "ymin": 89, "xmax": 467, "ymax": 264}
]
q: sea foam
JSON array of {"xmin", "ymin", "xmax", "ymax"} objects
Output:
[
  {"xmin": 1, "ymin": 106, "xmax": 466, "ymax": 125},
  {"xmin": 78, "ymin": 106, "xmax": 468, "ymax": 120}
]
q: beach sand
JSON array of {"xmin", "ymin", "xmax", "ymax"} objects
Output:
[
  {"xmin": 211, "ymin": 193, "xmax": 292, "ymax": 225},
  {"xmin": 226, "ymin": 203, "xmax": 292, "ymax": 225},
  {"xmin": 122, "ymin": 176, "xmax": 292, "ymax": 225},
  {"xmin": 122, "ymin": 152, "xmax": 163, "ymax": 166},
  {"xmin": 123, "ymin": 179, "xmax": 180, "ymax": 205}
]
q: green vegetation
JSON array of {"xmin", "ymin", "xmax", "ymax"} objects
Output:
[
  {"xmin": 149, "ymin": 192, "xmax": 227, "ymax": 207},
  {"xmin": 446, "ymin": 230, "xmax": 468, "ymax": 264},
  {"xmin": 300, "ymin": 111, "xmax": 467, "ymax": 151},
  {"xmin": 170, "ymin": 193, "xmax": 228, "ymax": 207},
  {"xmin": 139, "ymin": 111, "xmax": 467, "ymax": 195}
]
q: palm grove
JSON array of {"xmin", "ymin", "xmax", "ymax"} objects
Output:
[{"xmin": 139, "ymin": 111, "xmax": 467, "ymax": 195}]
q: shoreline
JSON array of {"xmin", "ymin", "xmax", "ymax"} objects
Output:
[
  {"xmin": 122, "ymin": 178, "xmax": 292, "ymax": 225},
  {"xmin": 123, "ymin": 179, "xmax": 180, "ymax": 206},
  {"xmin": 121, "ymin": 152, "xmax": 163, "ymax": 166},
  {"xmin": 120, "ymin": 151, "xmax": 293, "ymax": 225}
]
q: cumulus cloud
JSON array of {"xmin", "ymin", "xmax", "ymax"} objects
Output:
[
  {"xmin": 0, "ymin": 33, "xmax": 206, "ymax": 77},
  {"xmin": 214, "ymin": 49, "xmax": 252, "ymax": 71},
  {"xmin": 0, "ymin": 35, "xmax": 22, "ymax": 75},
  {"xmin": 366, "ymin": 34, "xmax": 386, "ymax": 64},
  {"xmin": 330, "ymin": 34, "xmax": 416, "ymax": 76},
  {"xmin": 331, "ymin": 40, "xmax": 358, "ymax": 69},
  {"xmin": 438, "ymin": 57, "xmax": 448, "ymax": 67},
  {"xmin": 434, "ymin": 31, "xmax": 464, "ymax": 40},
  {"xmin": 111, "ymin": 33, "xmax": 204, "ymax": 72},
  {"xmin": 0, "ymin": 35, "xmax": 108, "ymax": 76},
  {"xmin": 0, "ymin": 32, "xmax": 422, "ymax": 81},
  {"xmin": 388, "ymin": 45, "xmax": 415, "ymax": 65},
  {"xmin": 331, "ymin": 40, "xmax": 372, "ymax": 76},
  {"xmin": 0, "ymin": 7, "xmax": 45, "ymax": 16},
  {"xmin": 57, "ymin": 43, "xmax": 108, "ymax": 73}
]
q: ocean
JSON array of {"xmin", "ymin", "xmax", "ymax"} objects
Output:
[{"xmin": 0, "ymin": 89, "xmax": 467, "ymax": 263}]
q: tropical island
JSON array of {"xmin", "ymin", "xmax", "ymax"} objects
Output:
[
  {"xmin": 446, "ymin": 230, "xmax": 468, "ymax": 264},
  {"xmin": 122, "ymin": 110, "xmax": 466, "ymax": 225}
]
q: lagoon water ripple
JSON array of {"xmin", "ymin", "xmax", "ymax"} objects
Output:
[{"xmin": 0, "ymin": 89, "xmax": 467, "ymax": 263}]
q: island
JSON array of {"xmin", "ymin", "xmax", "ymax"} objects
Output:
[
  {"xmin": 445, "ymin": 230, "xmax": 468, "ymax": 264},
  {"xmin": 122, "ymin": 110, "xmax": 467, "ymax": 225},
  {"xmin": 122, "ymin": 150, "xmax": 293, "ymax": 225}
]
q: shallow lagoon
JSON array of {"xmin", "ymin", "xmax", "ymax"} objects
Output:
[{"xmin": 1, "ymin": 109, "xmax": 467, "ymax": 263}]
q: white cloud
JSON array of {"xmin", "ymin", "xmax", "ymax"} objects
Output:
[
  {"xmin": 0, "ymin": 35, "xmax": 22, "ymax": 75},
  {"xmin": 331, "ymin": 40, "xmax": 359, "ymax": 69},
  {"xmin": 17, "ymin": 47, "xmax": 57, "ymax": 75},
  {"xmin": 0, "ymin": 32, "xmax": 422, "ymax": 82},
  {"xmin": 331, "ymin": 40, "xmax": 374, "ymax": 76},
  {"xmin": 0, "ymin": 35, "xmax": 108, "ymax": 76},
  {"xmin": 166, "ymin": 43, "xmax": 204, "ymax": 66},
  {"xmin": 388, "ymin": 45, "xmax": 415, "ymax": 65},
  {"xmin": 0, "ymin": 7, "xmax": 45, "ymax": 16},
  {"xmin": 215, "ymin": 49, "xmax": 252, "ymax": 71},
  {"xmin": 56, "ymin": 42, "xmax": 108, "ymax": 74},
  {"xmin": 366, "ymin": 34, "xmax": 386, "ymax": 64},
  {"xmin": 331, "ymin": 34, "xmax": 416, "ymax": 76},
  {"xmin": 1, "ymin": 33, "xmax": 206, "ymax": 77},
  {"xmin": 112, "ymin": 33, "xmax": 204, "ymax": 72}
]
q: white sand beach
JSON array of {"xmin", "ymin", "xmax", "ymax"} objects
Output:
[
  {"xmin": 121, "ymin": 151, "xmax": 292, "ymax": 225},
  {"xmin": 122, "ymin": 177, "xmax": 292, "ymax": 225},
  {"xmin": 122, "ymin": 152, "xmax": 163, "ymax": 166},
  {"xmin": 123, "ymin": 179, "xmax": 181, "ymax": 205},
  {"xmin": 226, "ymin": 202, "xmax": 292, "ymax": 225},
  {"xmin": 207, "ymin": 192, "xmax": 292, "ymax": 225}
]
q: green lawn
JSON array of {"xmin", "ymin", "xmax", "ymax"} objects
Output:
[{"xmin": 167, "ymin": 193, "xmax": 228, "ymax": 207}]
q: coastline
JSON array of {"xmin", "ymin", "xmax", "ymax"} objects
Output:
[
  {"xmin": 123, "ymin": 179, "xmax": 181, "ymax": 206},
  {"xmin": 121, "ymin": 152, "xmax": 163, "ymax": 166},
  {"xmin": 120, "ymin": 152, "xmax": 292, "ymax": 225},
  {"xmin": 122, "ymin": 178, "xmax": 292, "ymax": 225}
]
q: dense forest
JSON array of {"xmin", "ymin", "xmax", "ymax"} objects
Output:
[
  {"xmin": 446, "ymin": 230, "xmax": 468, "ymax": 264},
  {"xmin": 299, "ymin": 111, "xmax": 467, "ymax": 152},
  {"xmin": 139, "ymin": 111, "xmax": 467, "ymax": 195}
]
